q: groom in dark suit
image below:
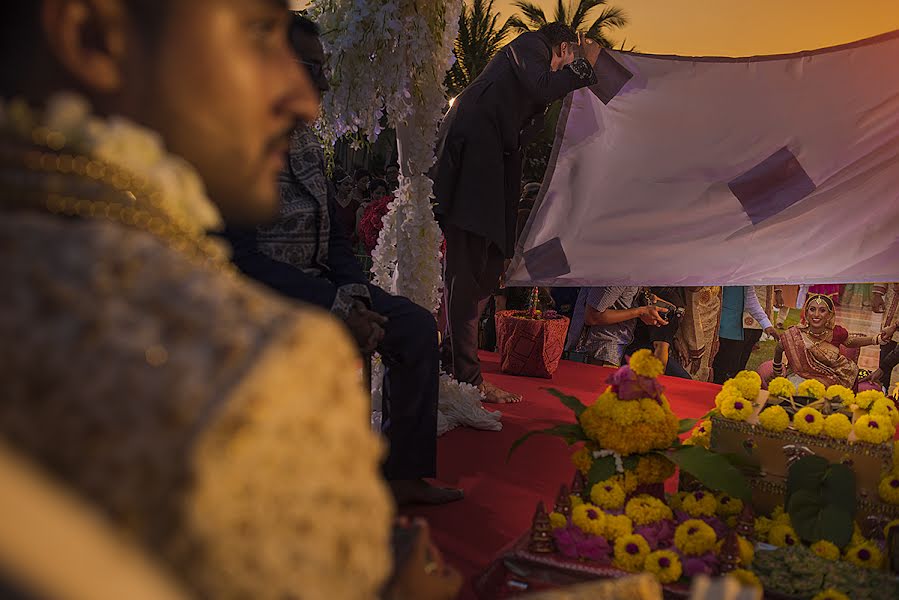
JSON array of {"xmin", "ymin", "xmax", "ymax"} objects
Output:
[{"xmin": 433, "ymin": 23, "xmax": 600, "ymax": 403}]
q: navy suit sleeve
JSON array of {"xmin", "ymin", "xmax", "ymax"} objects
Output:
[
  {"xmin": 507, "ymin": 33, "xmax": 594, "ymax": 106},
  {"xmin": 228, "ymin": 236, "xmax": 338, "ymax": 310},
  {"xmin": 325, "ymin": 189, "xmax": 369, "ymax": 288}
]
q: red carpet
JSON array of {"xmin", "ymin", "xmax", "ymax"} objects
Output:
[{"xmin": 403, "ymin": 352, "xmax": 721, "ymax": 599}]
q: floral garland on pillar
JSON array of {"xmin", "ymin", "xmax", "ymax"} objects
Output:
[{"xmin": 308, "ymin": 0, "xmax": 502, "ymax": 433}]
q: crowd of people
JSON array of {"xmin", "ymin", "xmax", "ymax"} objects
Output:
[{"xmin": 0, "ymin": 2, "xmax": 895, "ymax": 599}]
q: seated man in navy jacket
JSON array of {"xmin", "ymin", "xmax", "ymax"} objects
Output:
[{"xmin": 225, "ymin": 15, "xmax": 460, "ymax": 506}]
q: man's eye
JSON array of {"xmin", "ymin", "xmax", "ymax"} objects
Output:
[{"xmin": 250, "ymin": 19, "xmax": 281, "ymax": 43}]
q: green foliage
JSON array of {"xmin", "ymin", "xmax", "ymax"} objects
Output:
[
  {"xmin": 786, "ymin": 456, "xmax": 856, "ymax": 547},
  {"xmin": 505, "ymin": 0, "xmax": 628, "ymax": 48},
  {"xmin": 587, "ymin": 454, "xmax": 616, "ymax": 486},
  {"xmin": 545, "ymin": 387, "xmax": 587, "ymax": 417},
  {"xmin": 445, "ymin": 0, "xmax": 512, "ymax": 97},
  {"xmin": 665, "ymin": 445, "xmax": 751, "ymax": 500},
  {"xmin": 507, "ymin": 423, "xmax": 588, "ymax": 460}
]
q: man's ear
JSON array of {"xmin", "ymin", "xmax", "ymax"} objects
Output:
[{"xmin": 41, "ymin": 0, "xmax": 129, "ymax": 94}]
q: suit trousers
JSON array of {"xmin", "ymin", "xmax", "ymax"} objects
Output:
[
  {"xmin": 441, "ymin": 223, "xmax": 506, "ymax": 386},
  {"xmin": 369, "ymin": 284, "xmax": 439, "ymax": 480}
]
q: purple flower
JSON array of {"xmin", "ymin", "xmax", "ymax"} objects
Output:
[
  {"xmin": 607, "ymin": 366, "xmax": 665, "ymax": 401},
  {"xmin": 734, "ymin": 401, "xmax": 744, "ymax": 410},
  {"xmin": 658, "ymin": 556, "xmax": 672, "ymax": 568},
  {"xmin": 682, "ymin": 552, "xmax": 719, "ymax": 577},
  {"xmin": 553, "ymin": 526, "xmax": 612, "ymax": 563},
  {"xmin": 636, "ymin": 520, "xmax": 675, "ymax": 550},
  {"xmin": 869, "ymin": 420, "xmax": 880, "ymax": 429},
  {"xmin": 805, "ymin": 414, "xmax": 815, "ymax": 423},
  {"xmin": 890, "ymin": 479, "xmax": 899, "ymax": 489}
]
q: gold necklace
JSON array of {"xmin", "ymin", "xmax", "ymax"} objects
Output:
[{"xmin": 0, "ymin": 145, "xmax": 233, "ymax": 274}]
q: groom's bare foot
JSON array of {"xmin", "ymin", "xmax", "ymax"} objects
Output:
[
  {"xmin": 479, "ymin": 380, "xmax": 522, "ymax": 404},
  {"xmin": 390, "ymin": 479, "xmax": 464, "ymax": 506}
]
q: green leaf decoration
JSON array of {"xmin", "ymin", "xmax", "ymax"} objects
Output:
[
  {"xmin": 786, "ymin": 456, "xmax": 828, "ymax": 502},
  {"xmin": 506, "ymin": 423, "xmax": 588, "ymax": 461},
  {"xmin": 621, "ymin": 455, "xmax": 640, "ymax": 472},
  {"xmin": 678, "ymin": 418, "xmax": 699, "ymax": 434},
  {"xmin": 786, "ymin": 456, "xmax": 856, "ymax": 546},
  {"xmin": 545, "ymin": 388, "xmax": 588, "ymax": 418},
  {"xmin": 666, "ymin": 445, "xmax": 751, "ymax": 500},
  {"xmin": 587, "ymin": 455, "xmax": 617, "ymax": 488}
]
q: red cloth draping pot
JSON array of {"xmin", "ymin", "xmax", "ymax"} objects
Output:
[{"xmin": 495, "ymin": 310, "xmax": 570, "ymax": 378}]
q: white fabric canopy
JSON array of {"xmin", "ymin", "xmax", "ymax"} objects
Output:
[{"xmin": 506, "ymin": 31, "xmax": 899, "ymax": 287}]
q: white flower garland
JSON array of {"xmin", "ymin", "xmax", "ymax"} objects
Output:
[
  {"xmin": 0, "ymin": 93, "xmax": 222, "ymax": 233},
  {"xmin": 310, "ymin": 0, "xmax": 502, "ymax": 432}
]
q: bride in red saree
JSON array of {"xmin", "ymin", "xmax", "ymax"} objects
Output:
[{"xmin": 772, "ymin": 294, "xmax": 893, "ymax": 389}]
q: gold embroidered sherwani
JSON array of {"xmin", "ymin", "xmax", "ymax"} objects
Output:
[{"xmin": 0, "ymin": 106, "xmax": 392, "ymax": 599}]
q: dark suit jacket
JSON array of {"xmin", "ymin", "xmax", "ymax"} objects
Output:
[
  {"xmin": 224, "ymin": 189, "xmax": 369, "ymax": 312},
  {"xmin": 433, "ymin": 31, "xmax": 595, "ymax": 257}
]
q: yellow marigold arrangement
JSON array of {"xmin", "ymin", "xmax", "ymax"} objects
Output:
[
  {"xmin": 854, "ymin": 414, "xmax": 895, "ymax": 444},
  {"xmin": 811, "ymin": 540, "xmax": 841, "ymax": 561},
  {"xmin": 634, "ymin": 454, "xmax": 676, "ymax": 485},
  {"xmin": 771, "ymin": 505, "xmax": 790, "ymax": 524},
  {"xmin": 811, "ymin": 590, "xmax": 850, "ymax": 600},
  {"xmin": 644, "ymin": 549, "xmax": 682, "ymax": 584},
  {"xmin": 682, "ymin": 490, "xmax": 718, "ymax": 517},
  {"xmin": 578, "ymin": 391, "xmax": 679, "ymax": 455},
  {"xmin": 727, "ymin": 569, "xmax": 761, "ymax": 589},
  {"xmin": 894, "ymin": 440, "xmax": 899, "ymax": 470},
  {"xmin": 798, "ymin": 379, "xmax": 826, "ymax": 399},
  {"xmin": 590, "ymin": 480, "xmax": 626, "ymax": 510},
  {"xmin": 878, "ymin": 472, "xmax": 899, "ymax": 505},
  {"xmin": 826, "ymin": 384, "xmax": 855, "ymax": 406},
  {"xmin": 570, "ymin": 494, "xmax": 583, "ymax": 507},
  {"xmin": 668, "ymin": 491, "xmax": 688, "ymax": 512},
  {"xmin": 822, "ymin": 413, "xmax": 852, "ymax": 440},
  {"xmin": 674, "ymin": 519, "xmax": 717, "ymax": 556},
  {"xmin": 625, "ymin": 494, "xmax": 673, "ymax": 526},
  {"xmin": 885, "ymin": 519, "xmax": 899, "ymax": 539},
  {"xmin": 754, "ymin": 516, "xmax": 773, "ymax": 542},
  {"xmin": 603, "ymin": 514, "xmax": 634, "ymax": 540},
  {"xmin": 549, "ymin": 511, "xmax": 567, "ymax": 529},
  {"xmin": 768, "ymin": 377, "xmax": 795, "ymax": 399},
  {"xmin": 570, "ymin": 446, "xmax": 593, "ymax": 475},
  {"xmin": 758, "ymin": 405, "xmax": 790, "ymax": 432},
  {"xmin": 683, "ymin": 420, "xmax": 711, "ymax": 448},
  {"xmin": 854, "ymin": 390, "xmax": 885, "ymax": 410},
  {"xmin": 871, "ymin": 397, "xmax": 899, "ymax": 426},
  {"xmin": 768, "ymin": 523, "xmax": 799, "ymax": 548},
  {"xmin": 793, "ymin": 406, "xmax": 825, "ymax": 435},
  {"xmin": 844, "ymin": 541, "xmax": 882, "ymax": 569},
  {"xmin": 737, "ymin": 535, "xmax": 754, "ymax": 566},
  {"xmin": 716, "ymin": 493, "xmax": 743, "ymax": 517},
  {"xmin": 613, "ymin": 534, "xmax": 651, "ymax": 572},
  {"xmin": 572, "ymin": 503, "xmax": 606, "ymax": 536},
  {"xmin": 731, "ymin": 371, "xmax": 762, "ymax": 401},
  {"xmin": 720, "ymin": 393, "xmax": 754, "ymax": 421},
  {"xmin": 629, "ymin": 349, "xmax": 665, "ymax": 378}
]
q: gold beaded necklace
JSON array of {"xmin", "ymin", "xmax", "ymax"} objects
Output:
[{"xmin": 0, "ymin": 142, "xmax": 233, "ymax": 274}]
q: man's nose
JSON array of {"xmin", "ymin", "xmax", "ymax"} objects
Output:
[{"xmin": 283, "ymin": 59, "xmax": 320, "ymax": 124}]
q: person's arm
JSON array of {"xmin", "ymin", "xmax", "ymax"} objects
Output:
[
  {"xmin": 872, "ymin": 283, "xmax": 888, "ymax": 313},
  {"xmin": 744, "ymin": 286, "xmax": 776, "ymax": 336},
  {"xmin": 772, "ymin": 340, "xmax": 785, "ymax": 376},
  {"xmin": 583, "ymin": 287, "xmax": 667, "ymax": 327},
  {"xmin": 507, "ymin": 33, "xmax": 596, "ymax": 107}
]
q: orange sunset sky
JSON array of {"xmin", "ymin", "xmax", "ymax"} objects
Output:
[{"xmin": 296, "ymin": 1, "xmax": 899, "ymax": 57}]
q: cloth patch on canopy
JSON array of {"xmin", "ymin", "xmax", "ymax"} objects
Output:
[
  {"xmin": 588, "ymin": 49, "xmax": 633, "ymax": 105},
  {"xmin": 523, "ymin": 237, "xmax": 571, "ymax": 280},
  {"xmin": 728, "ymin": 147, "xmax": 816, "ymax": 225}
]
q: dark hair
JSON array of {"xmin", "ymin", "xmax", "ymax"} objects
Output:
[
  {"xmin": 354, "ymin": 168, "xmax": 371, "ymax": 182},
  {"xmin": 538, "ymin": 22, "xmax": 578, "ymax": 47},
  {"xmin": 369, "ymin": 179, "xmax": 389, "ymax": 195},
  {"xmin": 289, "ymin": 12, "xmax": 320, "ymax": 56}
]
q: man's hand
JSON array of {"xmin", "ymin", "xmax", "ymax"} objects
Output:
[
  {"xmin": 345, "ymin": 300, "xmax": 387, "ymax": 354},
  {"xmin": 639, "ymin": 305, "xmax": 669, "ymax": 327},
  {"xmin": 764, "ymin": 326, "xmax": 780, "ymax": 344},
  {"xmin": 872, "ymin": 293, "xmax": 886, "ymax": 313},
  {"xmin": 880, "ymin": 324, "xmax": 898, "ymax": 344},
  {"xmin": 581, "ymin": 36, "xmax": 601, "ymax": 65}
]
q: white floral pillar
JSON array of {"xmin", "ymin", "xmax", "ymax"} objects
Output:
[{"xmin": 310, "ymin": 0, "xmax": 502, "ymax": 433}]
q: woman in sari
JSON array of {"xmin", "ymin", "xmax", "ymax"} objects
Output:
[{"xmin": 771, "ymin": 294, "xmax": 893, "ymax": 389}]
